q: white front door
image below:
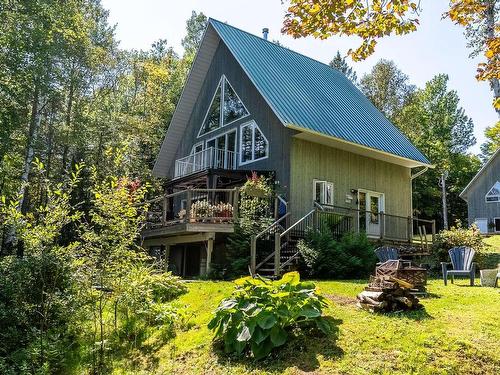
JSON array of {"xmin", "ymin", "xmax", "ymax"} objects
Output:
[
  {"xmin": 474, "ymin": 218, "xmax": 488, "ymax": 234},
  {"xmin": 358, "ymin": 190, "xmax": 385, "ymax": 237}
]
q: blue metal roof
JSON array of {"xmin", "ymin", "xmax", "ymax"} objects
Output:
[{"xmin": 209, "ymin": 19, "xmax": 431, "ymax": 165}]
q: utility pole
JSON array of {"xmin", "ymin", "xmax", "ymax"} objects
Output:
[{"xmin": 440, "ymin": 171, "xmax": 449, "ymax": 230}]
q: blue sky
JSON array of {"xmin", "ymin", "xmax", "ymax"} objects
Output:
[{"xmin": 101, "ymin": 0, "xmax": 497, "ymax": 154}]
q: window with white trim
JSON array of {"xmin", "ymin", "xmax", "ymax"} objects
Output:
[
  {"xmin": 240, "ymin": 121, "xmax": 269, "ymax": 164},
  {"xmin": 485, "ymin": 181, "xmax": 500, "ymax": 203},
  {"xmin": 198, "ymin": 76, "xmax": 249, "ymax": 137},
  {"xmin": 313, "ymin": 180, "xmax": 334, "ymax": 206}
]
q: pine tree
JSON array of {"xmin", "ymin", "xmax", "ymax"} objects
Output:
[{"xmin": 329, "ymin": 51, "xmax": 358, "ymax": 85}]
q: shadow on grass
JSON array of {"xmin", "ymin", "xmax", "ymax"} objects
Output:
[
  {"xmin": 422, "ymin": 292, "xmax": 441, "ymax": 299},
  {"xmin": 213, "ymin": 316, "xmax": 344, "ymax": 373},
  {"xmin": 384, "ymin": 308, "xmax": 433, "ymax": 321}
]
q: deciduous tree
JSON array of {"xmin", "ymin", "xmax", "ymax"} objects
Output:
[{"xmin": 282, "ymin": 0, "xmax": 500, "ymax": 114}]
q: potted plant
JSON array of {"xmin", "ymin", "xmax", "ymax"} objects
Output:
[
  {"xmin": 242, "ymin": 171, "xmax": 272, "ymax": 198},
  {"xmin": 178, "ymin": 209, "xmax": 186, "ymax": 222}
]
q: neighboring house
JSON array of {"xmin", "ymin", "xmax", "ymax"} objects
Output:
[
  {"xmin": 460, "ymin": 148, "xmax": 500, "ymax": 234},
  {"xmin": 143, "ymin": 19, "xmax": 433, "ymax": 277}
]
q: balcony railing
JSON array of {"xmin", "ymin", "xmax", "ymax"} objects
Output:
[
  {"xmin": 145, "ymin": 188, "xmax": 239, "ymax": 229},
  {"xmin": 174, "ymin": 147, "xmax": 238, "ymax": 179}
]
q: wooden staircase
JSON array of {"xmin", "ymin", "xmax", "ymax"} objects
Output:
[{"xmin": 251, "ymin": 210, "xmax": 315, "ymax": 278}]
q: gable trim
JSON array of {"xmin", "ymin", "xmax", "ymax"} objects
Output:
[
  {"xmin": 460, "ymin": 148, "xmax": 500, "ymax": 200},
  {"xmin": 152, "ymin": 24, "xmax": 220, "ymax": 177}
]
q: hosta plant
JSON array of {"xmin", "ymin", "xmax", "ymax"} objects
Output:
[{"xmin": 208, "ymin": 272, "xmax": 331, "ymax": 359}]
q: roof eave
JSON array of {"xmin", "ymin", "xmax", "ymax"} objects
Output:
[
  {"xmin": 459, "ymin": 148, "xmax": 500, "ymax": 198},
  {"xmin": 287, "ymin": 124, "xmax": 434, "ymax": 169}
]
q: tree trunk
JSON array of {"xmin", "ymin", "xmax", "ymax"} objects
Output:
[
  {"xmin": 18, "ymin": 84, "xmax": 45, "ymax": 212},
  {"xmin": 61, "ymin": 75, "xmax": 75, "ymax": 176},
  {"xmin": 4, "ymin": 83, "xmax": 45, "ymax": 253}
]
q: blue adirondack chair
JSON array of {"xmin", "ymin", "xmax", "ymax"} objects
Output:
[
  {"xmin": 441, "ymin": 246, "xmax": 476, "ymax": 286},
  {"xmin": 374, "ymin": 246, "xmax": 399, "ymax": 264}
]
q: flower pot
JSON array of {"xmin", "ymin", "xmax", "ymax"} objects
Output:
[{"xmin": 480, "ymin": 269, "xmax": 498, "ymax": 287}]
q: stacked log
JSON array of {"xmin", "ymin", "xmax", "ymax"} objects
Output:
[{"xmin": 356, "ymin": 276, "xmax": 423, "ymax": 313}]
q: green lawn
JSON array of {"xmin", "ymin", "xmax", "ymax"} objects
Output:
[
  {"xmin": 112, "ymin": 279, "xmax": 500, "ymax": 375},
  {"xmin": 484, "ymin": 235, "xmax": 500, "ymax": 252}
]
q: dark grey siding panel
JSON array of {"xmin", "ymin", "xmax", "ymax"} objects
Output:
[
  {"xmin": 167, "ymin": 41, "xmax": 296, "ymax": 196},
  {"xmin": 466, "ymin": 154, "xmax": 500, "ymax": 226}
]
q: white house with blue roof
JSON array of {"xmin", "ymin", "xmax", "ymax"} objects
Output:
[{"xmin": 144, "ymin": 19, "xmax": 433, "ymax": 277}]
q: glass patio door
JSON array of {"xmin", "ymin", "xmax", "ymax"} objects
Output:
[
  {"xmin": 206, "ymin": 130, "xmax": 236, "ymax": 169},
  {"xmin": 358, "ymin": 191, "xmax": 384, "ymax": 237}
]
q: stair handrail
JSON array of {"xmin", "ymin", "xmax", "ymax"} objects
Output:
[
  {"xmin": 255, "ymin": 212, "xmax": 291, "ymax": 240},
  {"xmin": 280, "ymin": 209, "xmax": 316, "ymax": 238},
  {"xmin": 313, "ymin": 201, "xmax": 324, "ymax": 211}
]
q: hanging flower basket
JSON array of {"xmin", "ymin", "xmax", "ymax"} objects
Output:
[{"xmin": 244, "ymin": 185, "xmax": 268, "ymax": 198}]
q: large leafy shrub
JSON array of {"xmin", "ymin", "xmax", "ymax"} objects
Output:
[
  {"xmin": 432, "ymin": 222, "xmax": 485, "ymax": 262},
  {"xmin": 298, "ymin": 230, "xmax": 376, "ymax": 279},
  {"xmin": 431, "ymin": 221, "xmax": 494, "ymax": 269},
  {"xmin": 208, "ymin": 272, "xmax": 330, "ymax": 359}
]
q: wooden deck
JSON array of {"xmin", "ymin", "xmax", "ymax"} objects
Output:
[{"xmin": 142, "ymin": 222, "xmax": 235, "ymax": 239}]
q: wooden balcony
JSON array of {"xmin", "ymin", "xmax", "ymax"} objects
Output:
[
  {"xmin": 142, "ymin": 188, "xmax": 239, "ymax": 238},
  {"xmin": 174, "ymin": 147, "xmax": 238, "ymax": 179}
]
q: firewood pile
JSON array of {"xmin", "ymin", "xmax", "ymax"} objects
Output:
[{"xmin": 356, "ymin": 276, "xmax": 423, "ymax": 313}]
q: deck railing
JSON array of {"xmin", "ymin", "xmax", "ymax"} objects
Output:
[
  {"xmin": 145, "ymin": 188, "xmax": 239, "ymax": 229},
  {"xmin": 317, "ymin": 204, "xmax": 436, "ymax": 246},
  {"xmin": 174, "ymin": 147, "xmax": 238, "ymax": 179}
]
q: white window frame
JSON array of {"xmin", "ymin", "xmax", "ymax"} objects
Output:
[
  {"xmin": 198, "ymin": 76, "xmax": 224, "ymax": 138},
  {"xmin": 205, "ymin": 128, "xmax": 238, "ymax": 169},
  {"xmin": 239, "ymin": 120, "xmax": 269, "ymax": 165},
  {"xmin": 197, "ymin": 74, "xmax": 249, "ymax": 139},
  {"xmin": 485, "ymin": 181, "xmax": 500, "ymax": 203},
  {"xmin": 222, "ymin": 75, "xmax": 249, "ymax": 127},
  {"xmin": 313, "ymin": 179, "xmax": 334, "ymax": 206},
  {"xmin": 190, "ymin": 141, "xmax": 204, "ymax": 155}
]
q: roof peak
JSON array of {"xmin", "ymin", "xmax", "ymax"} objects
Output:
[{"xmin": 207, "ymin": 18, "xmax": 345, "ymax": 77}]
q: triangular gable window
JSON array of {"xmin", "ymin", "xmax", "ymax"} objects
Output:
[
  {"xmin": 199, "ymin": 76, "xmax": 249, "ymax": 137},
  {"xmin": 199, "ymin": 79, "xmax": 222, "ymax": 136},
  {"xmin": 223, "ymin": 79, "xmax": 248, "ymax": 125},
  {"xmin": 485, "ymin": 181, "xmax": 500, "ymax": 203}
]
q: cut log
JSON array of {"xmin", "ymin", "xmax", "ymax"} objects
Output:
[{"xmin": 356, "ymin": 275, "xmax": 423, "ymax": 313}]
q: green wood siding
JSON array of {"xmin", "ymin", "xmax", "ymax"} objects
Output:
[{"xmin": 290, "ymin": 138, "xmax": 412, "ymax": 231}]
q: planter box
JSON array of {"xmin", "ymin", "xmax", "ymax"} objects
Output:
[{"xmin": 480, "ymin": 269, "xmax": 498, "ymax": 287}]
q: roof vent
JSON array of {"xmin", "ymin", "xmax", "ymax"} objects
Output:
[{"xmin": 262, "ymin": 28, "xmax": 269, "ymax": 40}]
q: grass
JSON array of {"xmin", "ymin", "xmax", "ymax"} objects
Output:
[
  {"xmin": 484, "ymin": 235, "xmax": 500, "ymax": 252},
  {"xmin": 110, "ymin": 278, "xmax": 500, "ymax": 375}
]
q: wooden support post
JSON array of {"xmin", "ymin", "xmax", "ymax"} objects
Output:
[
  {"xmin": 186, "ymin": 189, "xmax": 192, "ymax": 220},
  {"xmin": 164, "ymin": 244, "xmax": 170, "ymax": 271},
  {"xmin": 162, "ymin": 196, "xmax": 168, "ymax": 226},
  {"xmin": 407, "ymin": 217, "xmax": 413, "ymax": 243},
  {"xmin": 232, "ymin": 187, "xmax": 239, "ymax": 220},
  {"xmin": 274, "ymin": 196, "xmax": 279, "ymax": 220},
  {"xmin": 274, "ymin": 232, "xmax": 280, "ymax": 277},
  {"xmin": 379, "ymin": 212, "xmax": 385, "ymax": 239},
  {"xmin": 206, "ymin": 236, "xmax": 214, "ymax": 276},
  {"xmin": 250, "ymin": 235, "xmax": 256, "ymax": 276}
]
